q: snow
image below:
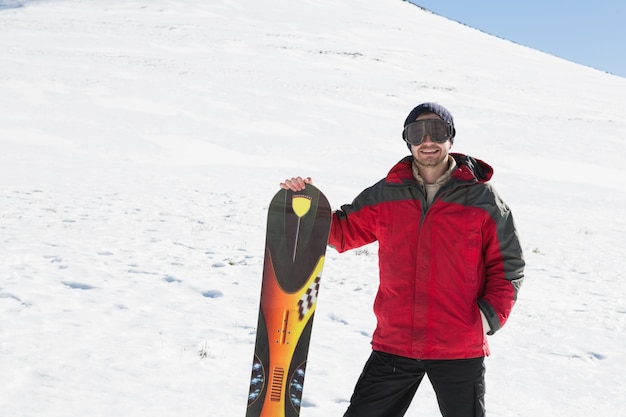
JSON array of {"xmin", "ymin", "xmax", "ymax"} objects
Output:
[{"xmin": 1, "ymin": 0, "xmax": 626, "ymax": 415}]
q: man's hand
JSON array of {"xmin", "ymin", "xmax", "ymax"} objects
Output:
[{"xmin": 279, "ymin": 177, "xmax": 313, "ymax": 191}]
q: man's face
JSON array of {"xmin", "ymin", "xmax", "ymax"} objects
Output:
[{"xmin": 410, "ymin": 113, "xmax": 453, "ymax": 169}]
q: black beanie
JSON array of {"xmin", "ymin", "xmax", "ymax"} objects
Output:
[{"xmin": 403, "ymin": 102, "xmax": 456, "ymax": 144}]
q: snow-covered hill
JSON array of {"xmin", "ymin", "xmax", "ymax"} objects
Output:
[{"xmin": 1, "ymin": 0, "xmax": 625, "ymax": 416}]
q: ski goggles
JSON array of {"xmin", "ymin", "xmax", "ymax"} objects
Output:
[{"xmin": 402, "ymin": 119, "xmax": 455, "ymax": 145}]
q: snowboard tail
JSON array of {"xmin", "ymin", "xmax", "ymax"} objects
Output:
[{"xmin": 246, "ymin": 185, "xmax": 331, "ymax": 417}]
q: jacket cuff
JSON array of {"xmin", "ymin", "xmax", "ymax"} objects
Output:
[
  {"xmin": 479, "ymin": 310, "xmax": 491, "ymax": 334},
  {"xmin": 478, "ymin": 299, "xmax": 500, "ymax": 335}
]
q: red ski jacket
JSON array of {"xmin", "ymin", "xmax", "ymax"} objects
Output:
[{"xmin": 328, "ymin": 154, "xmax": 524, "ymax": 359}]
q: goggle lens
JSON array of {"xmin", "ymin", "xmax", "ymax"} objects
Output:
[{"xmin": 403, "ymin": 119, "xmax": 454, "ymax": 145}]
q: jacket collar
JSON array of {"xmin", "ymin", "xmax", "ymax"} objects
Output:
[{"xmin": 385, "ymin": 153, "xmax": 494, "ymax": 185}]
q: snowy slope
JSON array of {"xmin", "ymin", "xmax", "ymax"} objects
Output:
[{"xmin": 1, "ymin": 0, "xmax": 626, "ymax": 416}]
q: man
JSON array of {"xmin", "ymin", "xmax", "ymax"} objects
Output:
[{"xmin": 281, "ymin": 102, "xmax": 524, "ymax": 417}]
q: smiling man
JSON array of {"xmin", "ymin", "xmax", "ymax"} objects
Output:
[{"xmin": 281, "ymin": 102, "xmax": 525, "ymax": 417}]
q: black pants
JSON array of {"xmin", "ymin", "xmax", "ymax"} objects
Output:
[{"xmin": 344, "ymin": 351, "xmax": 486, "ymax": 417}]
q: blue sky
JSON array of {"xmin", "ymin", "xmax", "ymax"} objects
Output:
[{"xmin": 409, "ymin": 0, "xmax": 626, "ymax": 78}]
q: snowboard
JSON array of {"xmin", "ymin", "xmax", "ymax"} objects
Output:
[{"xmin": 246, "ymin": 184, "xmax": 332, "ymax": 417}]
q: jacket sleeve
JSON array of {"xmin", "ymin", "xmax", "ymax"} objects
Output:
[
  {"xmin": 328, "ymin": 181, "xmax": 383, "ymax": 253},
  {"xmin": 477, "ymin": 185, "xmax": 525, "ymax": 335}
]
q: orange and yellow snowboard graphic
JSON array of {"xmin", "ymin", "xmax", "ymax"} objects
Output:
[{"xmin": 246, "ymin": 185, "xmax": 331, "ymax": 417}]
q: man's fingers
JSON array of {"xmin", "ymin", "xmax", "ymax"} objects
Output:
[{"xmin": 279, "ymin": 176, "xmax": 313, "ymax": 191}]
